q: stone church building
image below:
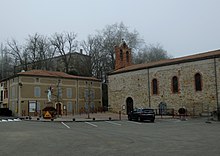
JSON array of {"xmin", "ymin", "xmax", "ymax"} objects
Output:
[{"xmin": 108, "ymin": 41, "xmax": 220, "ymax": 116}]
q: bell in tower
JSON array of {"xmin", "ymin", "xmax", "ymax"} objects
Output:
[{"xmin": 114, "ymin": 39, "xmax": 132, "ymax": 70}]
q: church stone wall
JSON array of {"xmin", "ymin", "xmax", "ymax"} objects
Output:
[
  {"xmin": 108, "ymin": 69, "xmax": 149, "ymax": 114},
  {"xmin": 108, "ymin": 58, "xmax": 220, "ymax": 115}
]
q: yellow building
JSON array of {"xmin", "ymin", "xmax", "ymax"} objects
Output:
[{"xmin": 0, "ymin": 70, "xmax": 102, "ymax": 117}]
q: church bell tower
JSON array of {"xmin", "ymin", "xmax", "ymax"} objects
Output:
[{"xmin": 115, "ymin": 39, "xmax": 132, "ymax": 70}]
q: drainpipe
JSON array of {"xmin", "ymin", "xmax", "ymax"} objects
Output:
[
  {"xmin": 214, "ymin": 57, "xmax": 220, "ymax": 121},
  {"xmin": 147, "ymin": 68, "xmax": 151, "ymax": 107}
]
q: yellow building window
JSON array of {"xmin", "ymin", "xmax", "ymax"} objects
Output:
[{"xmin": 34, "ymin": 86, "xmax": 41, "ymax": 97}]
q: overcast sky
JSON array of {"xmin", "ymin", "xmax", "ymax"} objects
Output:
[{"xmin": 0, "ymin": 0, "xmax": 219, "ymax": 57}]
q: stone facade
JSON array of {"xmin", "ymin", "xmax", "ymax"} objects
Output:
[{"xmin": 108, "ymin": 45, "xmax": 220, "ymax": 116}]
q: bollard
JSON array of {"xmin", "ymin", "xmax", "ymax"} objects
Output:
[
  {"xmin": 119, "ymin": 111, "xmax": 121, "ymax": 120},
  {"xmin": 217, "ymin": 107, "xmax": 220, "ymax": 121},
  {"xmin": 172, "ymin": 109, "xmax": 174, "ymax": 119},
  {"xmin": 109, "ymin": 117, "xmax": 112, "ymax": 121},
  {"xmin": 93, "ymin": 118, "xmax": 95, "ymax": 121}
]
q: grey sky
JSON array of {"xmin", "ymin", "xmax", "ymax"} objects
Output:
[{"xmin": 0, "ymin": 0, "xmax": 219, "ymax": 57}]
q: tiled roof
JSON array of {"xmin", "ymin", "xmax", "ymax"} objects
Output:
[
  {"xmin": 110, "ymin": 49, "xmax": 220, "ymax": 75},
  {"xmin": 17, "ymin": 70, "xmax": 100, "ymax": 81}
]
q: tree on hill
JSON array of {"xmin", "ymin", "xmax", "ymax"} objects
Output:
[{"xmin": 1, "ymin": 22, "xmax": 171, "ymax": 81}]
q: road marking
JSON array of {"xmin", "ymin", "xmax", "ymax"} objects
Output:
[
  {"xmin": 127, "ymin": 121, "xmax": 142, "ymax": 125},
  {"xmin": 105, "ymin": 121, "xmax": 121, "ymax": 126},
  {"xmin": 85, "ymin": 122, "xmax": 98, "ymax": 127},
  {"xmin": 0, "ymin": 119, "xmax": 22, "ymax": 122},
  {"xmin": 61, "ymin": 122, "xmax": 70, "ymax": 129},
  {"xmin": 14, "ymin": 118, "xmax": 22, "ymax": 122}
]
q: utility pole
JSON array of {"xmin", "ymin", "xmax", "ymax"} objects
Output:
[
  {"xmin": 57, "ymin": 79, "xmax": 61, "ymax": 117},
  {"xmin": 85, "ymin": 81, "xmax": 93, "ymax": 119}
]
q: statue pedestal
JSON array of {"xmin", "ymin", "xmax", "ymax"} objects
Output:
[
  {"xmin": 43, "ymin": 102, "xmax": 56, "ymax": 119},
  {"xmin": 46, "ymin": 101, "xmax": 53, "ymax": 107}
]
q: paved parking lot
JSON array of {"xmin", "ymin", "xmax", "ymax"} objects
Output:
[{"xmin": 0, "ymin": 118, "xmax": 220, "ymax": 156}]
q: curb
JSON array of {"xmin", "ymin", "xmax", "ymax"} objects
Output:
[{"xmin": 23, "ymin": 118, "xmax": 122, "ymax": 122}]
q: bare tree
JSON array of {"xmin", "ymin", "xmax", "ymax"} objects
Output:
[
  {"xmin": 25, "ymin": 33, "xmax": 40, "ymax": 69},
  {"xmin": 50, "ymin": 32, "xmax": 78, "ymax": 73},
  {"xmin": 2, "ymin": 23, "xmax": 170, "ymax": 81},
  {"xmin": 25, "ymin": 33, "xmax": 56, "ymax": 70},
  {"xmin": 133, "ymin": 44, "xmax": 172, "ymax": 64},
  {"xmin": 0, "ymin": 44, "xmax": 14, "ymax": 79},
  {"xmin": 82, "ymin": 22, "xmax": 143, "ymax": 81},
  {"xmin": 100, "ymin": 22, "xmax": 143, "ymax": 70},
  {"xmin": 7, "ymin": 39, "xmax": 28, "ymax": 71},
  {"xmin": 81, "ymin": 35, "xmax": 105, "ymax": 79}
]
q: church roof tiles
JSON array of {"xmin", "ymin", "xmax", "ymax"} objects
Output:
[{"xmin": 110, "ymin": 49, "xmax": 220, "ymax": 75}]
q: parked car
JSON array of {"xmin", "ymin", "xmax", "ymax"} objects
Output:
[{"xmin": 128, "ymin": 108, "xmax": 155, "ymax": 122}]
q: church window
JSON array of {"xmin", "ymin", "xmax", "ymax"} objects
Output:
[
  {"xmin": 172, "ymin": 76, "xmax": 179, "ymax": 93},
  {"xmin": 120, "ymin": 49, "xmax": 123, "ymax": 61},
  {"xmin": 126, "ymin": 51, "xmax": 129, "ymax": 63},
  {"xmin": 195, "ymin": 73, "xmax": 202, "ymax": 91},
  {"xmin": 152, "ymin": 79, "xmax": 158, "ymax": 95}
]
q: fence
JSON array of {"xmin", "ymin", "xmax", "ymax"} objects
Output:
[{"xmin": 154, "ymin": 108, "xmax": 175, "ymax": 116}]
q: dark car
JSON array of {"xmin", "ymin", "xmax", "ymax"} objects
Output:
[{"xmin": 128, "ymin": 108, "xmax": 155, "ymax": 122}]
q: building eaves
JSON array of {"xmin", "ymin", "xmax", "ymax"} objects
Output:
[{"xmin": 7, "ymin": 70, "xmax": 100, "ymax": 82}]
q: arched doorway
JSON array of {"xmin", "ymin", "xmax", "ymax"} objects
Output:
[{"xmin": 126, "ymin": 97, "xmax": 134, "ymax": 114}]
